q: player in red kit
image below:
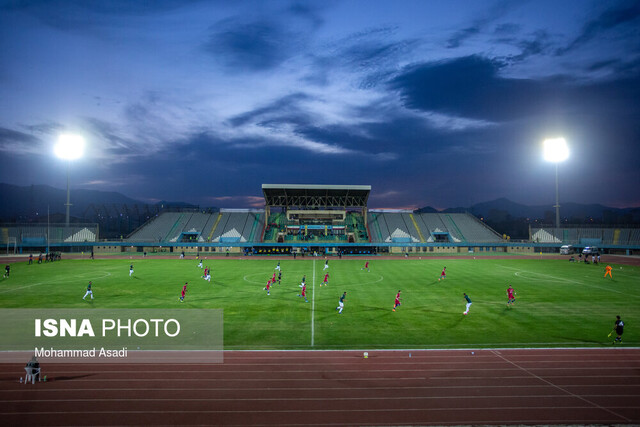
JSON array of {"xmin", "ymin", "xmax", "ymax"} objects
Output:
[
  {"xmin": 393, "ymin": 290, "xmax": 402, "ymax": 311},
  {"xmin": 179, "ymin": 282, "xmax": 188, "ymax": 302},
  {"xmin": 506, "ymin": 285, "xmax": 516, "ymax": 307},
  {"xmin": 298, "ymin": 283, "xmax": 308, "ymax": 302},
  {"xmin": 264, "ymin": 279, "xmax": 271, "ymax": 295},
  {"xmin": 439, "ymin": 267, "xmax": 446, "ymax": 281},
  {"xmin": 361, "ymin": 261, "xmax": 370, "ymax": 272},
  {"xmin": 321, "ymin": 273, "xmax": 329, "ymax": 287}
]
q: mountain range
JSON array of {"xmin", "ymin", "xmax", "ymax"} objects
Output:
[
  {"xmin": 0, "ymin": 183, "xmax": 199, "ymax": 220},
  {"xmin": 420, "ymin": 197, "xmax": 640, "ymax": 224}
]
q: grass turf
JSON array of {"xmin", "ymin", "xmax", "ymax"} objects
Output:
[{"xmin": 0, "ymin": 256, "xmax": 637, "ymax": 349}]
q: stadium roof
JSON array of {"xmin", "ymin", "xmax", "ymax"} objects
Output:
[{"xmin": 262, "ymin": 184, "xmax": 371, "ymax": 208}]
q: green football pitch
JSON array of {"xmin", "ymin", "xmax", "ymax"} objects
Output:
[{"xmin": 1, "ymin": 256, "xmax": 637, "ymax": 349}]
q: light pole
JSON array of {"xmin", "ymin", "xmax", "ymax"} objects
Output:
[
  {"xmin": 543, "ymin": 137, "xmax": 569, "ymax": 229},
  {"xmin": 54, "ymin": 134, "xmax": 84, "ymax": 227}
]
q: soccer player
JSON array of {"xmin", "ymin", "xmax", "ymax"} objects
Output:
[
  {"xmin": 3, "ymin": 264, "xmax": 9, "ymax": 278},
  {"xmin": 204, "ymin": 267, "xmax": 211, "ymax": 282},
  {"xmin": 613, "ymin": 315, "xmax": 624, "ymax": 344},
  {"xmin": 506, "ymin": 285, "xmax": 516, "ymax": 308},
  {"xmin": 439, "ymin": 267, "xmax": 446, "ymax": 281},
  {"xmin": 277, "ymin": 271, "xmax": 282, "ymax": 285},
  {"xmin": 179, "ymin": 283, "xmax": 188, "ymax": 302},
  {"xmin": 197, "ymin": 260, "xmax": 203, "ymax": 269},
  {"xmin": 298, "ymin": 283, "xmax": 308, "ymax": 302},
  {"xmin": 361, "ymin": 261, "xmax": 369, "ymax": 272},
  {"xmin": 393, "ymin": 290, "xmax": 402, "ymax": 312},
  {"xmin": 129, "ymin": 264, "xmax": 134, "ymax": 277},
  {"xmin": 300, "ymin": 275, "xmax": 306, "ymax": 286},
  {"xmin": 321, "ymin": 273, "xmax": 329, "ymax": 287},
  {"xmin": 272, "ymin": 271, "xmax": 277, "ymax": 283},
  {"xmin": 604, "ymin": 265, "xmax": 613, "ymax": 279},
  {"xmin": 463, "ymin": 293, "xmax": 472, "ymax": 315},
  {"xmin": 323, "ymin": 259, "xmax": 329, "ymax": 271},
  {"xmin": 264, "ymin": 279, "xmax": 271, "ymax": 295},
  {"xmin": 275, "ymin": 261, "xmax": 281, "ymax": 271},
  {"xmin": 28, "ymin": 254, "xmax": 33, "ymax": 265},
  {"xmin": 83, "ymin": 281, "xmax": 94, "ymax": 300},
  {"xmin": 336, "ymin": 292, "xmax": 347, "ymax": 314}
]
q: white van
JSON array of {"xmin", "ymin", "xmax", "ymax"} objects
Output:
[
  {"xmin": 582, "ymin": 246, "xmax": 599, "ymax": 255},
  {"xmin": 560, "ymin": 245, "xmax": 574, "ymax": 255}
]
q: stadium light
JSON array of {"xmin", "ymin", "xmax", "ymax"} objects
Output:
[
  {"xmin": 543, "ymin": 137, "xmax": 569, "ymax": 229},
  {"xmin": 55, "ymin": 134, "xmax": 85, "ymax": 227}
]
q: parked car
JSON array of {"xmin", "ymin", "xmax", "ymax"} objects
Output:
[
  {"xmin": 582, "ymin": 246, "xmax": 600, "ymax": 255},
  {"xmin": 560, "ymin": 245, "xmax": 574, "ymax": 255}
]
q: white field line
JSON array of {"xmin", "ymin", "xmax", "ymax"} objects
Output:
[{"xmin": 0, "ymin": 271, "xmax": 112, "ymax": 294}]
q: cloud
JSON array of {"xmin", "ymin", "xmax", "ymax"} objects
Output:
[
  {"xmin": 307, "ymin": 26, "xmax": 417, "ymax": 89},
  {"xmin": 1, "ymin": 0, "xmax": 206, "ymax": 30},
  {"xmin": 421, "ymin": 112, "xmax": 496, "ymax": 132},
  {"xmin": 507, "ymin": 30, "xmax": 553, "ymax": 62},
  {"xmin": 287, "ymin": 1, "xmax": 325, "ymax": 29},
  {"xmin": 0, "ymin": 127, "xmax": 44, "ymax": 155},
  {"xmin": 205, "ymin": 195, "xmax": 264, "ymax": 208},
  {"xmin": 20, "ymin": 122, "xmax": 64, "ymax": 136},
  {"xmin": 557, "ymin": 1, "xmax": 640, "ymax": 55},
  {"xmin": 390, "ymin": 55, "xmax": 559, "ymax": 122},
  {"xmin": 221, "ymin": 88, "xmax": 402, "ymax": 159},
  {"xmin": 227, "ymin": 93, "xmax": 312, "ymax": 128},
  {"xmin": 446, "ymin": 0, "xmax": 514, "ymax": 48},
  {"xmin": 204, "ymin": 17, "xmax": 304, "ymax": 72}
]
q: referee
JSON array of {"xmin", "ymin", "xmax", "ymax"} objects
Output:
[{"xmin": 614, "ymin": 315, "xmax": 624, "ymax": 344}]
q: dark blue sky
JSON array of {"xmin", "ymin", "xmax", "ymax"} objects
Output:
[{"xmin": 1, "ymin": 0, "xmax": 639, "ymax": 209}]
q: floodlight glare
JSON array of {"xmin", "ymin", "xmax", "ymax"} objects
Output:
[
  {"xmin": 543, "ymin": 137, "xmax": 569, "ymax": 163},
  {"xmin": 55, "ymin": 134, "xmax": 85, "ymax": 160},
  {"xmin": 542, "ymin": 137, "xmax": 569, "ymax": 229},
  {"xmin": 55, "ymin": 134, "xmax": 85, "ymax": 227}
]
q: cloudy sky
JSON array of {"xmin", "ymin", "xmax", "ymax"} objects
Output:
[{"xmin": 1, "ymin": 0, "xmax": 639, "ymax": 210}]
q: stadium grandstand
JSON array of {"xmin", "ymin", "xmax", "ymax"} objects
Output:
[
  {"xmin": 261, "ymin": 184, "xmax": 370, "ymax": 246},
  {"xmin": 531, "ymin": 225, "xmax": 640, "ymax": 247},
  {"xmin": 1, "ymin": 223, "xmax": 99, "ymax": 253},
  {"xmin": 1, "ymin": 184, "xmax": 640, "ymax": 255}
]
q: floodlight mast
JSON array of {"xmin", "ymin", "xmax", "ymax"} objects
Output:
[
  {"xmin": 543, "ymin": 138, "xmax": 569, "ymax": 229},
  {"xmin": 54, "ymin": 135, "xmax": 85, "ymax": 227}
]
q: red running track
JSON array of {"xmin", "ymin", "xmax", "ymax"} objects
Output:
[{"xmin": 1, "ymin": 348, "xmax": 639, "ymax": 426}]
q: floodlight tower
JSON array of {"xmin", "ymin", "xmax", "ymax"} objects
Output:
[
  {"xmin": 54, "ymin": 134, "xmax": 85, "ymax": 227},
  {"xmin": 543, "ymin": 137, "xmax": 569, "ymax": 229}
]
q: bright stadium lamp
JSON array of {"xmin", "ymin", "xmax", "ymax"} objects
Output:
[
  {"xmin": 55, "ymin": 134, "xmax": 85, "ymax": 227},
  {"xmin": 543, "ymin": 137, "xmax": 569, "ymax": 163},
  {"xmin": 543, "ymin": 137, "xmax": 569, "ymax": 229}
]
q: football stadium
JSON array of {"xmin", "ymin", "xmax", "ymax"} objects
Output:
[
  {"xmin": 3, "ymin": 1, "xmax": 640, "ymax": 425},
  {"xmin": 1, "ymin": 183, "xmax": 639, "ymax": 425}
]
